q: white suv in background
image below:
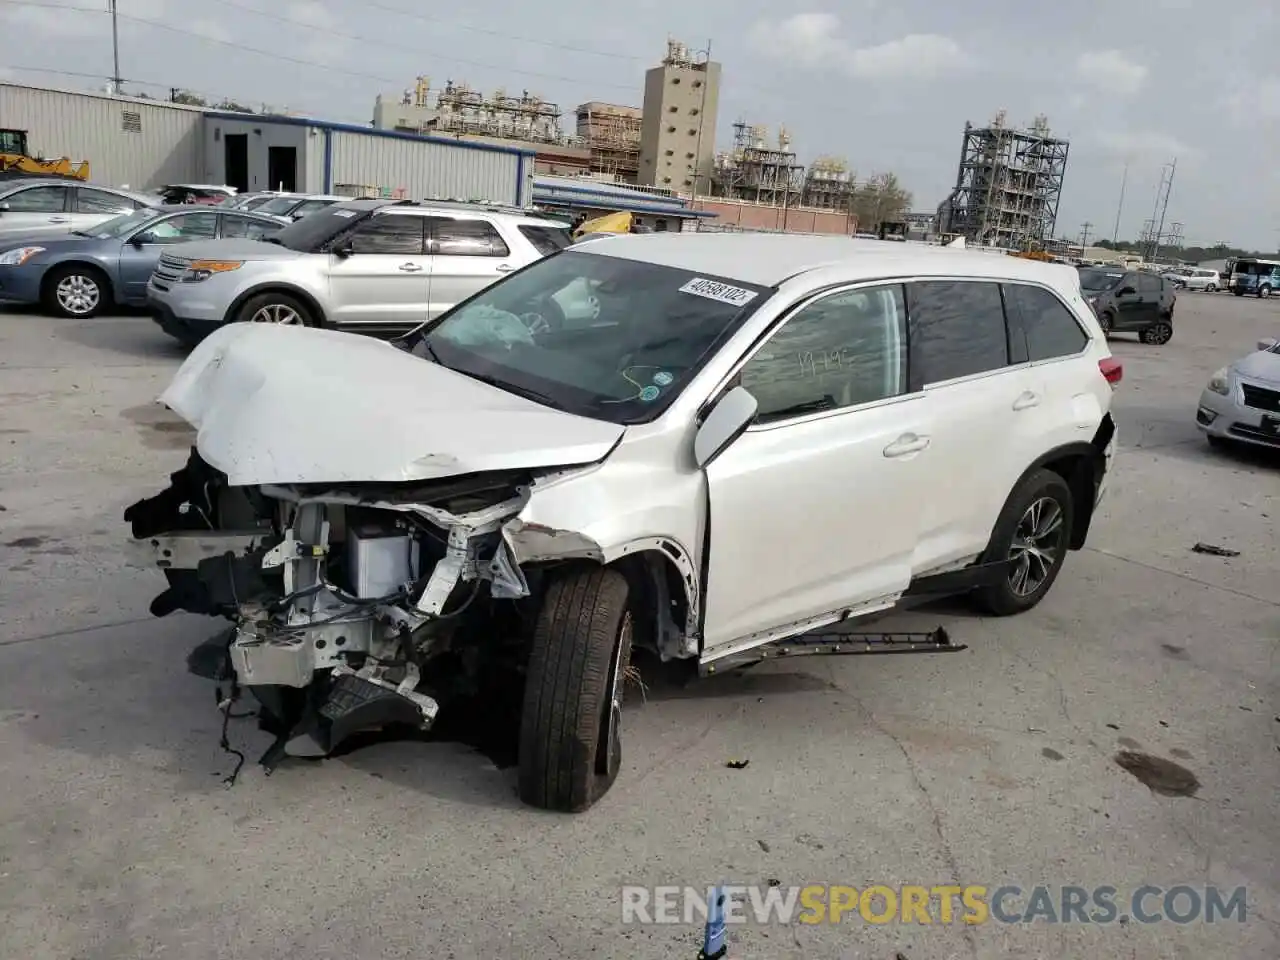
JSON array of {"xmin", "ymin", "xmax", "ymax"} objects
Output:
[
  {"xmin": 128, "ymin": 234, "xmax": 1120, "ymax": 812},
  {"xmin": 144, "ymin": 198, "xmax": 573, "ymax": 344}
]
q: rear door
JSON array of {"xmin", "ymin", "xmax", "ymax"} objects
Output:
[
  {"xmin": 0, "ymin": 182, "xmax": 71, "ymax": 234},
  {"xmin": 423, "ymin": 216, "xmax": 517, "ymax": 319},
  {"xmin": 72, "ymin": 186, "xmax": 138, "ymax": 230},
  {"xmin": 326, "ymin": 211, "xmax": 429, "ymax": 328},
  {"xmin": 905, "ymin": 279, "xmax": 1041, "ymax": 571},
  {"xmin": 1114, "ymin": 272, "xmax": 1147, "ymax": 327},
  {"xmin": 1136, "ymin": 273, "xmax": 1165, "ymax": 320}
]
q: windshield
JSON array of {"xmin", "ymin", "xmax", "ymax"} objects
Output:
[
  {"xmin": 401, "ymin": 250, "xmax": 771, "ymax": 424},
  {"xmin": 258, "ymin": 196, "xmax": 302, "ymax": 215},
  {"xmin": 1078, "ymin": 268, "xmax": 1125, "ymax": 292},
  {"xmin": 288, "ymin": 198, "xmax": 338, "ymax": 218},
  {"xmin": 87, "ymin": 208, "xmax": 162, "ymax": 239}
]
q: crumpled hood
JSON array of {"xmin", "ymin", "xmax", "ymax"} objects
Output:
[
  {"xmin": 160, "ymin": 238, "xmax": 305, "ymax": 262},
  {"xmin": 159, "ymin": 323, "xmax": 625, "ymax": 486},
  {"xmin": 1235, "ymin": 348, "xmax": 1280, "ymax": 383}
]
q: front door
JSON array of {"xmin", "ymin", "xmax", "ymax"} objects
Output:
[
  {"xmin": 117, "ymin": 211, "xmax": 218, "ymax": 301},
  {"xmin": 266, "ymin": 146, "xmax": 297, "ymax": 193},
  {"xmin": 423, "ymin": 216, "xmax": 516, "ymax": 319},
  {"xmin": 702, "ymin": 283, "xmax": 927, "ymax": 654},
  {"xmin": 1114, "ymin": 272, "xmax": 1147, "ymax": 328},
  {"xmin": 326, "ymin": 211, "xmax": 430, "ymax": 328}
]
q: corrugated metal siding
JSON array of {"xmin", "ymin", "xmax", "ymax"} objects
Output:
[
  {"xmin": 0, "ymin": 84, "xmax": 202, "ymax": 188},
  {"xmin": 305, "ymin": 129, "xmax": 325, "ymax": 192},
  {"xmin": 329, "ymin": 131, "xmax": 521, "ymax": 204}
]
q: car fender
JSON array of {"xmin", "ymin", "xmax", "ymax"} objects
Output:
[
  {"xmin": 39, "ymin": 253, "xmax": 118, "ymax": 300},
  {"xmin": 223, "ymin": 279, "xmax": 328, "ymax": 326}
]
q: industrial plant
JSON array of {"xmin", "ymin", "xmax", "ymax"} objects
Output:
[{"xmin": 935, "ymin": 111, "xmax": 1070, "ymax": 249}]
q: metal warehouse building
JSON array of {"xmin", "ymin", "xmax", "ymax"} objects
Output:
[{"xmin": 0, "ymin": 83, "xmax": 534, "ymax": 205}]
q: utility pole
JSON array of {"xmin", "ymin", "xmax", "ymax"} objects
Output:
[
  {"xmin": 1112, "ymin": 161, "xmax": 1128, "ymax": 243},
  {"xmin": 1148, "ymin": 159, "xmax": 1176, "ymax": 262},
  {"xmin": 109, "ymin": 0, "xmax": 122, "ymax": 94},
  {"xmin": 1078, "ymin": 221, "xmax": 1092, "ymax": 255}
]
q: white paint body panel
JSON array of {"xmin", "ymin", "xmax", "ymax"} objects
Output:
[{"xmin": 160, "ymin": 323, "xmax": 624, "ymax": 486}]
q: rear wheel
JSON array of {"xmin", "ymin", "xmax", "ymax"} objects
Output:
[
  {"xmin": 1260, "ymin": 285, "xmax": 1272, "ymax": 299},
  {"xmin": 1097, "ymin": 310, "xmax": 1114, "ymax": 336},
  {"xmin": 973, "ymin": 469, "xmax": 1074, "ymax": 616},
  {"xmin": 518, "ymin": 566, "xmax": 633, "ymax": 812},
  {"xmin": 1140, "ymin": 320, "xmax": 1173, "ymax": 345},
  {"xmin": 1206, "ymin": 283, "xmax": 1217, "ymax": 293},
  {"xmin": 235, "ymin": 291, "xmax": 316, "ymax": 327},
  {"xmin": 43, "ymin": 264, "xmax": 109, "ymax": 318}
]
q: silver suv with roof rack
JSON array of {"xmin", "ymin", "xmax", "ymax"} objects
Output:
[{"xmin": 144, "ymin": 197, "xmax": 573, "ymax": 345}]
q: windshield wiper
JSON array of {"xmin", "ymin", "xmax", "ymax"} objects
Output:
[
  {"xmin": 460, "ymin": 369, "xmax": 564, "ymax": 409},
  {"xmin": 260, "ymin": 236, "xmax": 283, "ymax": 245},
  {"xmin": 71, "ymin": 230, "xmax": 92, "ymax": 238}
]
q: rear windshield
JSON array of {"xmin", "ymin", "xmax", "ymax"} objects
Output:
[
  {"xmin": 518, "ymin": 224, "xmax": 572, "ymax": 256},
  {"xmin": 258, "ymin": 196, "xmax": 303, "ymax": 215},
  {"xmin": 1078, "ymin": 268, "xmax": 1125, "ymax": 292}
]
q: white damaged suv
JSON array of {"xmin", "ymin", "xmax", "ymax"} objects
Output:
[{"xmin": 125, "ymin": 234, "xmax": 1120, "ymax": 811}]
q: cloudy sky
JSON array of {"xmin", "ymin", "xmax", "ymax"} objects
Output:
[{"xmin": 1, "ymin": 0, "xmax": 1276, "ymax": 248}]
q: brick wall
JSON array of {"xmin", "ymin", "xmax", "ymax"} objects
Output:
[{"xmin": 690, "ymin": 198, "xmax": 857, "ymax": 235}]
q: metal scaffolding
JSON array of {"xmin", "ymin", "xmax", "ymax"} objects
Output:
[
  {"xmin": 801, "ymin": 156, "xmax": 855, "ymax": 211},
  {"xmin": 938, "ymin": 111, "xmax": 1069, "ymax": 249},
  {"xmin": 401, "ymin": 77, "xmax": 563, "ymax": 143},
  {"xmin": 576, "ymin": 101, "xmax": 642, "ymax": 182},
  {"xmin": 710, "ymin": 122, "xmax": 805, "ymax": 206}
]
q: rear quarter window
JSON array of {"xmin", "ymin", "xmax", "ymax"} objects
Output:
[{"xmin": 1003, "ymin": 283, "xmax": 1088, "ymax": 362}]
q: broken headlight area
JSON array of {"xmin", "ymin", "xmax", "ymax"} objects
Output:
[{"xmin": 125, "ymin": 448, "xmax": 547, "ymax": 771}]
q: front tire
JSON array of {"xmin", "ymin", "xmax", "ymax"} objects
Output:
[
  {"xmin": 1097, "ymin": 310, "xmax": 1114, "ymax": 336},
  {"xmin": 973, "ymin": 468, "xmax": 1074, "ymax": 616},
  {"xmin": 235, "ymin": 291, "xmax": 315, "ymax": 327},
  {"xmin": 518, "ymin": 566, "xmax": 633, "ymax": 813},
  {"xmin": 1260, "ymin": 285, "xmax": 1272, "ymax": 299},
  {"xmin": 43, "ymin": 264, "xmax": 109, "ymax": 318},
  {"xmin": 1206, "ymin": 284, "xmax": 1217, "ymax": 293}
]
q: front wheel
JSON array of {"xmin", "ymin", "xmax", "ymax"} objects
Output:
[
  {"xmin": 518, "ymin": 566, "xmax": 633, "ymax": 812},
  {"xmin": 1097, "ymin": 310, "xmax": 1114, "ymax": 336},
  {"xmin": 1206, "ymin": 284, "xmax": 1217, "ymax": 293},
  {"xmin": 1140, "ymin": 319, "xmax": 1173, "ymax": 345},
  {"xmin": 1260, "ymin": 285, "xmax": 1272, "ymax": 299},
  {"xmin": 972, "ymin": 468, "xmax": 1074, "ymax": 616},
  {"xmin": 43, "ymin": 264, "xmax": 109, "ymax": 318},
  {"xmin": 235, "ymin": 291, "xmax": 316, "ymax": 327}
]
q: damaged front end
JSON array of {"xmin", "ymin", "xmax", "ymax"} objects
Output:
[{"xmin": 125, "ymin": 448, "xmax": 570, "ymax": 770}]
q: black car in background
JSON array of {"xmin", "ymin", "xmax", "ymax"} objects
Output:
[{"xmin": 1077, "ymin": 266, "xmax": 1176, "ymax": 345}]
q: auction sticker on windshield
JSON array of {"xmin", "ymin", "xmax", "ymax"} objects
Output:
[{"xmin": 679, "ymin": 277, "xmax": 759, "ymax": 307}]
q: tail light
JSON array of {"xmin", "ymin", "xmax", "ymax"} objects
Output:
[{"xmin": 1099, "ymin": 357, "xmax": 1123, "ymax": 387}]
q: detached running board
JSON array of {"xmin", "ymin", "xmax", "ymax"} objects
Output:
[{"xmin": 702, "ymin": 627, "xmax": 966, "ymax": 674}]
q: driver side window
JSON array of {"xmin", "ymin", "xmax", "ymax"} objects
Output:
[{"xmin": 740, "ymin": 284, "xmax": 908, "ymax": 423}]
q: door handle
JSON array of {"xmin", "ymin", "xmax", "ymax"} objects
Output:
[
  {"xmin": 883, "ymin": 433, "xmax": 930, "ymax": 458},
  {"xmin": 398, "ymin": 263, "xmax": 424, "ymax": 272},
  {"xmin": 1012, "ymin": 390, "xmax": 1041, "ymax": 411},
  {"xmin": 47, "ymin": 216, "xmax": 70, "ymax": 223},
  {"xmin": 495, "ymin": 263, "xmax": 514, "ymax": 273}
]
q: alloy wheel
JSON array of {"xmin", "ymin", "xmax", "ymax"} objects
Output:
[
  {"xmin": 55, "ymin": 274, "xmax": 100, "ymax": 316},
  {"xmin": 249, "ymin": 303, "xmax": 302, "ymax": 324},
  {"xmin": 598, "ymin": 612, "xmax": 632, "ymax": 777},
  {"xmin": 1008, "ymin": 496, "xmax": 1065, "ymax": 597}
]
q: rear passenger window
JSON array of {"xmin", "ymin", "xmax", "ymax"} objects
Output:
[
  {"xmin": 740, "ymin": 284, "xmax": 907, "ymax": 423},
  {"xmin": 433, "ymin": 218, "xmax": 510, "ymax": 257},
  {"xmin": 906, "ymin": 281, "xmax": 1009, "ymax": 385},
  {"xmin": 347, "ymin": 214, "xmax": 425, "ymax": 254},
  {"xmin": 1003, "ymin": 284, "xmax": 1088, "ymax": 361}
]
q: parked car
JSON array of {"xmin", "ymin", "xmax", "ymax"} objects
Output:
[
  {"xmin": 225, "ymin": 191, "xmax": 291, "ymax": 212},
  {"xmin": 1197, "ymin": 336, "xmax": 1280, "ymax": 450},
  {"xmin": 146, "ymin": 198, "xmax": 574, "ymax": 345},
  {"xmin": 155, "ymin": 184, "xmax": 238, "ymax": 205},
  {"xmin": 1170, "ymin": 268, "xmax": 1220, "ymax": 292},
  {"xmin": 0, "ymin": 205, "xmax": 284, "ymax": 317},
  {"xmin": 125, "ymin": 234, "xmax": 1120, "ymax": 811},
  {"xmin": 1077, "ymin": 265, "xmax": 1176, "ymax": 344},
  {"xmin": 0, "ymin": 179, "xmax": 159, "ymax": 240},
  {"xmin": 1228, "ymin": 257, "xmax": 1280, "ymax": 297},
  {"xmin": 253, "ymin": 193, "xmax": 344, "ymax": 222}
]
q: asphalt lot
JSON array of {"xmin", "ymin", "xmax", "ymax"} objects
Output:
[{"xmin": 1, "ymin": 294, "xmax": 1278, "ymax": 960}]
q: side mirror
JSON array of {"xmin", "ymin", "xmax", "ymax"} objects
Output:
[
  {"xmin": 332, "ymin": 242, "xmax": 354, "ymax": 258},
  {"xmin": 0, "ymin": 202, "xmax": 8, "ymax": 213},
  {"xmin": 694, "ymin": 386, "xmax": 758, "ymax": 469},
  {"xmin": 1258, "ymin": 337, "xmax": 1278, "ymax": 352},
  {"xmin": 1118, "ymin": 285, "xmax": 1135, "ymax": 296},
  {"xmin": 130, "ymin": 232, "xmax": 153, "ymax": 247}
]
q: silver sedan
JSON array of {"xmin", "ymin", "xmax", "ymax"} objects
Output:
[{"xmin": 1196, "ymin": 337, "xmax": 1280, "ymax": 450}]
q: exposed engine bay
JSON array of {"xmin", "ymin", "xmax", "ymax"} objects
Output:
[{"xmin": 123, "ymin": 448, "xmax": 680, "ymax": 775}]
